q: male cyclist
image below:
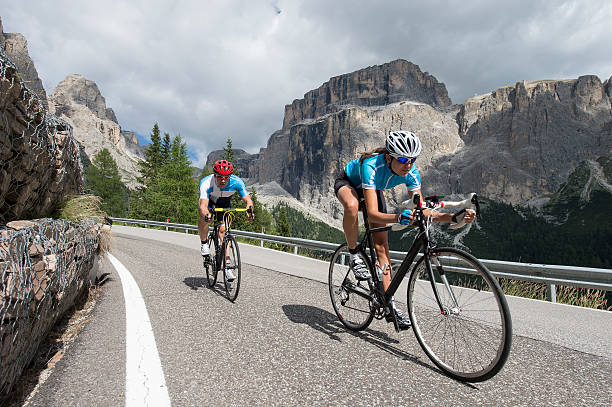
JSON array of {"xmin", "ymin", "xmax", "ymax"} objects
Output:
[
  {"xmin": 199, "ymin": 160, "xmax": 254, "ymax": 281},
  {"xmin": 334, "ymin": 130, "xmax": 476, "ymax": 329}
]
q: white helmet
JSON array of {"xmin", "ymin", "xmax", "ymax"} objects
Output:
[{"xmin": 386, "ymin": 130, "xmax": 422, "ymax": 158}]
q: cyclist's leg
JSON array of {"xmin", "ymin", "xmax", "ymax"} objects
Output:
[
  {"xmin": 371, "ymin": 190, "xmax": 391, "ymax": 289},
  {"xmin": 198, "ymin": 205, "xmax": 210, "ymax": 242},
  {"xmin": 334, "ymin": 175, "xmax": 360, "ymax": 249}
]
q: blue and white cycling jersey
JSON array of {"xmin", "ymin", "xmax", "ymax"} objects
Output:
[
  {"xmin": 344, "ymin": 154, "xmax": 421, "ymax": 192},
  {"xmin": 199, "ymin": 174, "xmax": 248, "ymax": 207}
]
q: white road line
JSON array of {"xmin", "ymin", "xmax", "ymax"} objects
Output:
[{"xmin": 107, "ymin": 254, "xmax": 171, "ymax": 407}]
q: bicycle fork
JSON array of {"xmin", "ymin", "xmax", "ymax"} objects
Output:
[{"xmin": 425, "ymin": 252, "xmax": 461, "ymax": 316}]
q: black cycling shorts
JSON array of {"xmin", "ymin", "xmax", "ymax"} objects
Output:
[
  {"xmin": 208, "ymin": 197, "xmax": 233, "ymax": 222},
  {"xmin": 334, "ymin": 171, "xmax": 387, "ymax": 213}
]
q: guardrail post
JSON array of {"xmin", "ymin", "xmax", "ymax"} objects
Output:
[
  {"xmin": 547, "ymin": 284, "xmax": 557, "ymax": 302},
  {"xmin": 294, "ymin": 245, "xmax": 298, "ymax": 255},
  {"xmin": 341, "ymin": 254, "xmax": 345, "ymax": 265}
]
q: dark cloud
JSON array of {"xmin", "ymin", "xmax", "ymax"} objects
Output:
[{"xmin": 2, "ymin": 1, "xmax": 610, "ymax": 166}]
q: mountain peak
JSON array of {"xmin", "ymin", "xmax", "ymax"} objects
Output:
[
  {"xmin": 50, "ymin": 74, "xmax": 117, "ymax": 123},
  {"xmin": 282, "ymin": 59, "xmax": 451, "ymax": 129}
]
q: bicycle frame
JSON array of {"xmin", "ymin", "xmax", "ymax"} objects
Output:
[
  {"xmin": 356, "ymin": 195, "xmax": 460, "ymax": 315},
  {"xmin": 208, "ymin": 208, "xmax": 248, "ymax": 266}
]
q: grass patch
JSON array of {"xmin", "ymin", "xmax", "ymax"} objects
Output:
[{"xmin": 500, "ymin": 279, "xmax": 611, "ymax": 310}]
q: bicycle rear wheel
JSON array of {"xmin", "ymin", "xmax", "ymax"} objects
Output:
[
  {"xmin": 222, "ymin": 235, "xmax": 241, "ymax": 302},
  {"xmin": 205, "ymin": 236, "xmax": 218, "ymax": 287},
  {"xmin": 328, "ymin": 244, "xmax": 375, "ymax": 331},
  {"xmin": 407, "ymin": 247, "xmax": 512, "ymax": 382}
]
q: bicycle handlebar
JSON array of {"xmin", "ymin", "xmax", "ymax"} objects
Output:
[{"xmin": 395, "ymin": 193, "xmax": 479, "ymax": 230}]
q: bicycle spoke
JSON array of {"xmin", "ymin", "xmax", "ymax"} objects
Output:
[
  {"xmin": 408, "ymin": 248, "xmax": 512, "ymax": 382},
  {"xmin": 328, "ymin": 244, "xmax": 375, "ymax": 331}
]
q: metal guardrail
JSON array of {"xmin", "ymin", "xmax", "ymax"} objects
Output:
[{"xmin": 110, "ymin": 217, "xmax": 612, "ymax": 302}]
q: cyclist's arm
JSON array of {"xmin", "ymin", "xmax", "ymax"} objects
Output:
[
  {"xmin": 363, "ymin": 189, "xmax": 397, "ymax": 224},
  {"xmin": 199, "ymin": 198, "xmax": 211, "ymax": 219},
  {"xmin": 413, "ymin": 189, "xmax": 476, "ymax": 223},
  {"xmin": 241, "ymin": 195, "xmax": 255, "ymax": 219}
]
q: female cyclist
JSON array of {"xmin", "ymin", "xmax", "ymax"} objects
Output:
[{"xmin": 334, "ymin": 130, "xmax": 476, "ymax": 329}]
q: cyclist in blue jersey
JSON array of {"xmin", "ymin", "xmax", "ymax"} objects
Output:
[
  {"xmin": 199, "ymin": 160, "xmax": 254, "ymax": 280},
  {"xmin": 334, "ymin": 130, "xmax": 476, "ymax": 329}
]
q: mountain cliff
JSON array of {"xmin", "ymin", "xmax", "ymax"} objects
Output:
[
  {"xmin": 49, "ymin": 74, "xmax": 145, "ymax": 186},
  {"xmin": 282, "ymin": 59, "xmax": 451, "ymax": 129},
  {"xmin": 426, "ymin": 76, "xmax": 612, "ymax": 204},
  {"xmin": 0, "ymin": 17, "xmax": 47, "ymax": 110},
  {"xmin": 217, "ymin": 62, "xmax": 611, "ymax": 226}
]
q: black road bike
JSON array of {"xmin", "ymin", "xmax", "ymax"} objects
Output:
[
  {"xmin": 328, "ymin": 193, "xmax": 512, "ymax": 382},
  {"xmin": 204, "ymin": 208, "xmax": 250, "ymax": 302}
]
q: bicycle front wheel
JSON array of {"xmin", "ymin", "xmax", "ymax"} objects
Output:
[
  {"xmin": 407, "ymin": 247, "xmax": 512, "ymax": 382},
  {"xmin": 328, "ymin": 244, "xmax": 375, "ymax": 331},
  {"xmin": 223, "ymin": 235, "xmax": 241, "ymax": 302},
  {"xmin": 205, "ymin": 236, "xmax": 218, "ymax": 287}
]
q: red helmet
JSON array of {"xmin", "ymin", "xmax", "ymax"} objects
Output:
[{"xmin": 213, "ymin": 159, "xmax": 234, "ymax": 176}]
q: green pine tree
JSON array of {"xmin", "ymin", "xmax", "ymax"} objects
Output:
[
  {"xmin": 84, "ymin": 148, "xmax": 128, "ymax": 216},
  {"xmin": 161, "ymin": 132, "xmax": 171, "ymax": 163},
  {"xmin": 130, "ymin": 129, "xmax": 199, "ymax": 224},
  {"xmin": 137, "ymin": 123, "xmax": 163, "ymax": 186},
  {"xmin": 222, "ymin": 137, "xmax": 239, "ymax": 176}
]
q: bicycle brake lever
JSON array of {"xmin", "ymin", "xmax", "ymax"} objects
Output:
[{"xmin": 448, "ymin": 193, "xmax": 477, "ymax": 229}]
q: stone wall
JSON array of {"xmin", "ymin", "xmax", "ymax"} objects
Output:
[
  {"xmin": 0, "ymin": 219, "xmax": 102, "ymax": 398},
  {"xmin": 0, "ymin": 48, "xmax": 82, "ymax": 224}
]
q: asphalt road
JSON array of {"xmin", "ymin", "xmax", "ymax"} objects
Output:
[{"xmin": 24, "ymin": 229, "xmax": 612, "ymax": 407}]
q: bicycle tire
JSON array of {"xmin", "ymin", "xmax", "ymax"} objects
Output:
[
  {"xmin": 223, "ymin": 235, "xmax": 241, "ymax": 302},
  {"xmin": 407, "ymin": 247, "xmax": 512, "ymax": 382},
  {"xmin": 328, "ymin": 243, "xmax": 375, "ymax": 331},
  {"xmin": 205, "ymin": 236, "xmax": 218, "ymax": 287}
]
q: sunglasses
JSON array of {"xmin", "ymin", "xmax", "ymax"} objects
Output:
[
  {"xmin": 395, "ymin": 156, "xmax": 416, "ymax": 164},
  {"xmin": 215, "ymin": 175, "xmax": 230, "ymax": 180}
]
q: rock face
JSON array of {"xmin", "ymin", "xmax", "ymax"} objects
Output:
[
  {"xmin": 249, "ymin": 102, "xmax": 461, "ymax": 221},
  {"xmin": 282, "ymin": 59, "xmax": 451, "ymax": 129},
  {"xmin": 226, "ymin": 63, "xmax": 612, "ymax": 225},
  {"xmin": 204, "ymin": 148, "xmax": 256, "ymax": 178},
  {"xmin": 0, "ymin": 17, "xmax": 47, "ymax": 110},
  {"xmin": 219, "ymin": 60, "xmax": 458, "ymax": 223},
  {"xmin": 426, "ymin": 77, "xmax": 612, "ymax": 204},
  {"xmin": 49, "ymin": 74, "xmax": 144, "ymax": 186},
  {"xmin": 0, "ymin": 49, "xmax": 82, "ymax": 223}
]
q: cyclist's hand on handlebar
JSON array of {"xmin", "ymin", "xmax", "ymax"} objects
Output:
[
  {"xmin": 204, "ymin": 213, "xmax": 212, "ymax": 222},
  {"xmin": 246, "ymin": 206, "xmax": 255, "ymax": 221},
  {"xmin": 397, "ymin": 209, "xmax": 413, "ymax": 225},
  {"xmin": 463, "ymin": 208, "xmax": 476, "ymax": 223},
  {"xmin": 451, "ymin": 208, "xmax": 476, "ymax": 225}
]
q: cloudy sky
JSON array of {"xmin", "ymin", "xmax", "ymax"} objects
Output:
[{"xmin": 2, "ymin": 0, "xmax": 611, "ymax": 166}]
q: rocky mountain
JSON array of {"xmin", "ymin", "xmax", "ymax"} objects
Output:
[
  {"xmin": 49, "ymin": 74, "xmax": 145, "ymax": 186},
  {"xmin": 0, "ymin": 17, "xmax": 47, "ymax": 110},
  {"xmin": 204, "ymin": 148, "xmax": 255, "ymax": 177},
  {"xmin": 208, "ymin": 60, "xmax": 611, "ymax": 227},
  {"xmin": 282, "ymin": 59, "xmax": 451, "ymax": 129},
  {"xmin": 208, "ymin": 60, "xmax": 461, "ymax": 225},
  {"xmin": 425, "ymin": 76, "xmax": 612, "ymax": 204},
  {"xmin": 1, "ymin": 18, "xmax": 144, "ymax": 188}
]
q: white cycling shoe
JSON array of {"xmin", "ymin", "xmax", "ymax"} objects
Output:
[
  {"xmin": 201, "ymin": 243, "xmax": 210, "ymax": 257},
  {"xmin": 224, "ymin": 269, "xmax": 236, "ymax": 282}
]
